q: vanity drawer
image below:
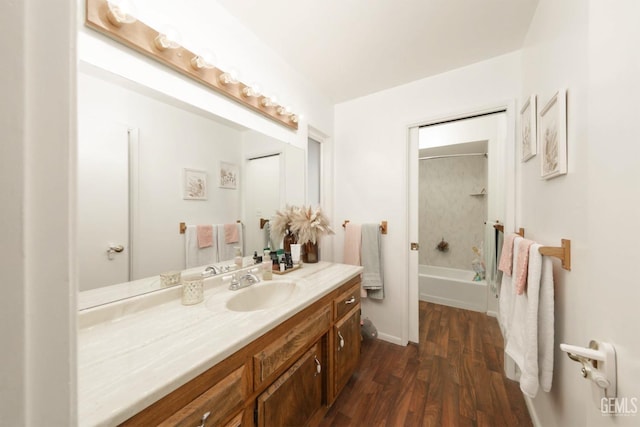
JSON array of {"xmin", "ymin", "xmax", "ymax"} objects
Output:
[
  {"xmin": 333, "ymin": 282, "xmax": 361, "ymax": 320},
  {"xmin": 158, "ymin": 365, "xmax": 248, "ymax": 427},
  {"xmin": 253, "ymin": 305, "xmax": 331, "ymax": 387}
]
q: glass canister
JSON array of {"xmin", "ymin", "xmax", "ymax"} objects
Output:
[{"xmin": 181, "ymin": 275, "xmax": 204, "ymax": 305}]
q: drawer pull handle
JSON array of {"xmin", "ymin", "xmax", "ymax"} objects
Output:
[
  {"xmin": 197, "ymin": 411, "xmax": 211, "ymax": 427},
  {"xmin": 345, "ymin": 296, "xmax": 356, "ymax": 304},
  {"xmin": 314, "ymin": 355, "xmax": 322, "ymax": 376},
  {"xmin": 338, "ymin": 331, "xmax": 345, "ymax": 350}
]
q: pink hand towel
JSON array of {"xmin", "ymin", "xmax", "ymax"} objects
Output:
[
  {"xmin": 343, "ymin": 223, "xmax": 366, "ymax": 298},
  {"xmin": 196, "ymin": 225, "xmax": 213, "ymax": 249},
  {"xmin": 224, "ymin": 223, "xmax": 239, "ymax": 244},
  {"xmin": 515, "ymin": 238, "xmax": 534, "ymax": 295},
  {"xmin": 498, "ymin": 233, "xmax": 517, "ymax": 276},
  {"xmin": 344, "ymin": 223, "xmax": 362, "ymax": 266}
]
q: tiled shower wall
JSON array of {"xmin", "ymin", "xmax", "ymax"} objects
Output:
[{"xmin": 419, "ymin": 156, "xmax": 487, "ymax": 270}]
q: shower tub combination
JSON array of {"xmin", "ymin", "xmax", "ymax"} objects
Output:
[{"xmin": 419, "ymin": 264, "xmax": 487, "ymax": 312}]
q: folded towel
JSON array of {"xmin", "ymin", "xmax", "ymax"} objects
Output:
[
  {"xmin": 185, "ymin": 225, "xmax": 218, "ymax": 268},
  {"xmin": 515, "ymin": 238, "xmax": 535, "ymax": 295},
  {"xmin": 498, "ymin": 233, "xmax": 518, "ymax": 276},
  {"xmin": 538, "ymin": 253, "xmax": 555, "ymax": 392},
  {"xmin": 224, "ymin": 223, "xmax": 239, "ymax": 244},
  {"xmin": 217, "ymin": 223, "xmax": 243, "ymax": 261},
  {"xmin": 343, "ymin": 223, "xmax": 365, "ymax": 298},
  {"xmin": 196, "ymin": 224, "xmax": 214, "ymax": 249},
  {"xmin": 361, "ymin": 224, "xmax": 384, "ymax": 300}
]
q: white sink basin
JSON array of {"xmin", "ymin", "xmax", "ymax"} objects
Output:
[{"xmin": 225, "ymin": 280, "xmax": 299, "ymax": 312}]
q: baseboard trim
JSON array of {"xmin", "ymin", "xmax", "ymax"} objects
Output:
[{"xmin": 375, "ymin": 332, "xmax": 404, "ymax": 346}]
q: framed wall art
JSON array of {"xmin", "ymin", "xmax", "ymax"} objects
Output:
[
  {"xmin": 520, "ymin": 94, "xmax": 537, "ymax": 162},
  {"xmin": 219, "ymin": 161, "xmax": 238, "ymax": 189},
  {"xmin": 183, "ymin": 168, "xmax": 207, "ymax": 200},
  {"xmin": 539, "ymin": 89, "xmax": 567, "ymax": 179}
]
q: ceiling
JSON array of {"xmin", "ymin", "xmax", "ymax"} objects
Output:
[{"xmin": 216, "ymin": 0, "xmax": 539, "ymax": 103}]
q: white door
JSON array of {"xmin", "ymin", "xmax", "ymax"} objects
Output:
[
  {"xmin": 77, "ymin": 117, "xmax": 130, "ymax": 291},
  {"xmin": 408, "ymin": 127, "xmax": 420, "ymax": 343},
  {"xmin": 244, "ymin": 154, "xmax": 281, "ymax": 253}
]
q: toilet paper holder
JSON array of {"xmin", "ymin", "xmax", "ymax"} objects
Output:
[{"xmin": 560, "ymin": 340, "xmax": 616, "ymax": 407}]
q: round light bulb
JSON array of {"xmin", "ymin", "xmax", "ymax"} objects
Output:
[{"xmin": 106, "ymin": 0, "xmax": 137, "ymax": 25}]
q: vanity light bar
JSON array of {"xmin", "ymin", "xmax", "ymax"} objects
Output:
[{"xmin": 86, "ymin": 0, "xmax": 299, "ymax": 130}]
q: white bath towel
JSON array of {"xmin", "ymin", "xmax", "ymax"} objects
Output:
[
  {"xmin": 504, "ymin": 243, "xmax": 555, "ymax": 397},
  {"xmin": 216, "ymin": 223, "xmax": 243, "ymax": 262},
  {"xmin": 185, "ymin": 225, "xmax": 218, "ymax": 268},
  {"xmin": 361, "ymin": 223, "xmax": 384, "ymax": 300}
]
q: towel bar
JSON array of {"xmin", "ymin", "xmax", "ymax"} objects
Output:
[
  {"xmin": 493, "ymin": 225, "xmax": 570, "ymax": 270},
  {"xmin": 342, "ymin": 220, "xmax": 388, "ymax": 235},
  {"xmin": 179, "ymin": 220, "xmax": 242, "ymax": 234},
  {"xmin": 539, "ymin": 239, "xmax": 571, "ymax": 271}
]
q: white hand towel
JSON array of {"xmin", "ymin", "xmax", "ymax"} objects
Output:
[
  {"xmin": 185, "ymin": 225, "xmax": 218, "ymax": 268},
  {"xmin": 518, "ymin": 243, "xmax": 543, "ymax": 397},
  {"xmin": 538, "ymin": 254, "xmax": 555, "ymax": 392},
  {"xmin": 361, "ymin": 224, "xmax": 384, "ymax": 300}
]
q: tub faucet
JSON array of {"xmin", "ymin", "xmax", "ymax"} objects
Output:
[{"xmin": 229, "ymin": 273, "xmax": 260, "ymax": 291}]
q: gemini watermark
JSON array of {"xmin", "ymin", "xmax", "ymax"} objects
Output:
[{"xmin": 601, "ymin": 397, "xmax": 638, "ymax": 416}]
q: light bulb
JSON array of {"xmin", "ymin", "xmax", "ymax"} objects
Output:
[
  {"xmin": 154, "ymin": 26, "xmax": 182, "ymax": 50},
  {"xmin": 190, "ymin": 50, "xmax": 216, "ymax": 70},
  {"xmin": 106, "ymin": 0, "xmax": 137, "ymax": 26},
  {"xmin": 261, "ymin": 95, "xmax": 278, "ymax": 108},
  {"xmin": 219, "ymin": 69, "xmax": 240, "ymax": 85},
  {"xmin": 242, "ymin": 83, "xmax": 262, "ymax": 98},
  {"xmin": 276, "ymin": 105, "xmax": 291, "ymax": 116}
]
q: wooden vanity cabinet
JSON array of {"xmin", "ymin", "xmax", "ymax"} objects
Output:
[
  {"xmin": 120, "ymin": 276, "xmax": 361, "ymax": 427},
  {"xmin": 256, "ymin": 341, "xmax": 324, "ymax": 427},
  {"xmin": 330, "ymin": 282, "xmax": 361, "ymax": 402}
]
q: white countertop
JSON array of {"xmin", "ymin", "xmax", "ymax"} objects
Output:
[{"xmin": 78, "ymin": 262, "xmax": 363, "ymax": 427}]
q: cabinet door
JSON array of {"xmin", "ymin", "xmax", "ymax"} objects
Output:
[
  {"xmin": 334, "ymin": 308, "xmax": 361, "ymax": 397},
  {"xmin": 257, "ymin": 341, "xmax": 324, "ymax": 427}
]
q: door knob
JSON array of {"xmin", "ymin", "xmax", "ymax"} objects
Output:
[{"xmin": 107, "ymin": 244, "xmax": 125, "ymax": 260}]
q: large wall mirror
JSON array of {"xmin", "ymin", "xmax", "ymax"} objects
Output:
[{"xmin": 77, "ymin": 63, "xmax": 305, "ymax": 309}]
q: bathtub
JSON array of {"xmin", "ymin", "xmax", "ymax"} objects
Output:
[{"xmin": 419, "ymin": 265, "xmax": 487, "ymax": 312}]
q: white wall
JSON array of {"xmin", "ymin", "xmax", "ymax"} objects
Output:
[
  {"xmin": 0, "ymin": 0, "xmax": 77, "ymax": 425},
  {"xmin": 334, "ymin": 52, "xmax": 521, "ymax": 344},
  {"xmin": 520, "ymin": 0, "xmax": 640, "ymax": 426}
]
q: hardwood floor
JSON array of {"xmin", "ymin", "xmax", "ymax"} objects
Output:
[{"xmin": 320, "ymin": 302, "xmax": 533, "ymax": 426}]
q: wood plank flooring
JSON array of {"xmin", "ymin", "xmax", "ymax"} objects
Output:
[{"xmin": 320, "ymin": 302, "xmax": 533, "ymax": 426}]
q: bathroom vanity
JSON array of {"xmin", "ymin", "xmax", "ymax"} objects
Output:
[{"xmin": 78, "ymin": 262, "xmax": 363, "ymax": 426}]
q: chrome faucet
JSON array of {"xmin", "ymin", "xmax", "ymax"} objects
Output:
[
  {"xmin": 229, "ymin": 273, "xmax": 261, "ymax": 291},
  {"xmin": 202, "ymin": 265, "xmax": 229, "ymax": 277}
]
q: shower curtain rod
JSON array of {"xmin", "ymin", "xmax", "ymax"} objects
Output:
[{"xmin": 418, "ymin": 152, "xmax": 487, "ymax": 160}]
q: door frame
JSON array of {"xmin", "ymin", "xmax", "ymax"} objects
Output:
[{"xmin": 405, "ymin": 101, "xmax": 517, "ymax": 343}]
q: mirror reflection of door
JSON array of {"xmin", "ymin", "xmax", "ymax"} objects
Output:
[
  {"xmin": 244, "ymin": 154, "xmax": 281, "ymax": 253},
  {"xmin": 77, "ymin": 117, "xmax": 131, "ymax": 291}
]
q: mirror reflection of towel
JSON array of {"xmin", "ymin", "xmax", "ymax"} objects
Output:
[
  {"xmin": 224, "ymin": 223, "xmax": 239, "ymax": 244},
  {"xmin": 185, "ymin": 225, "xmax": 218, "ymax": 268},
  {"xmin": 196, "ymin": 225, "xmax": 213, "ymax": 249}
]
